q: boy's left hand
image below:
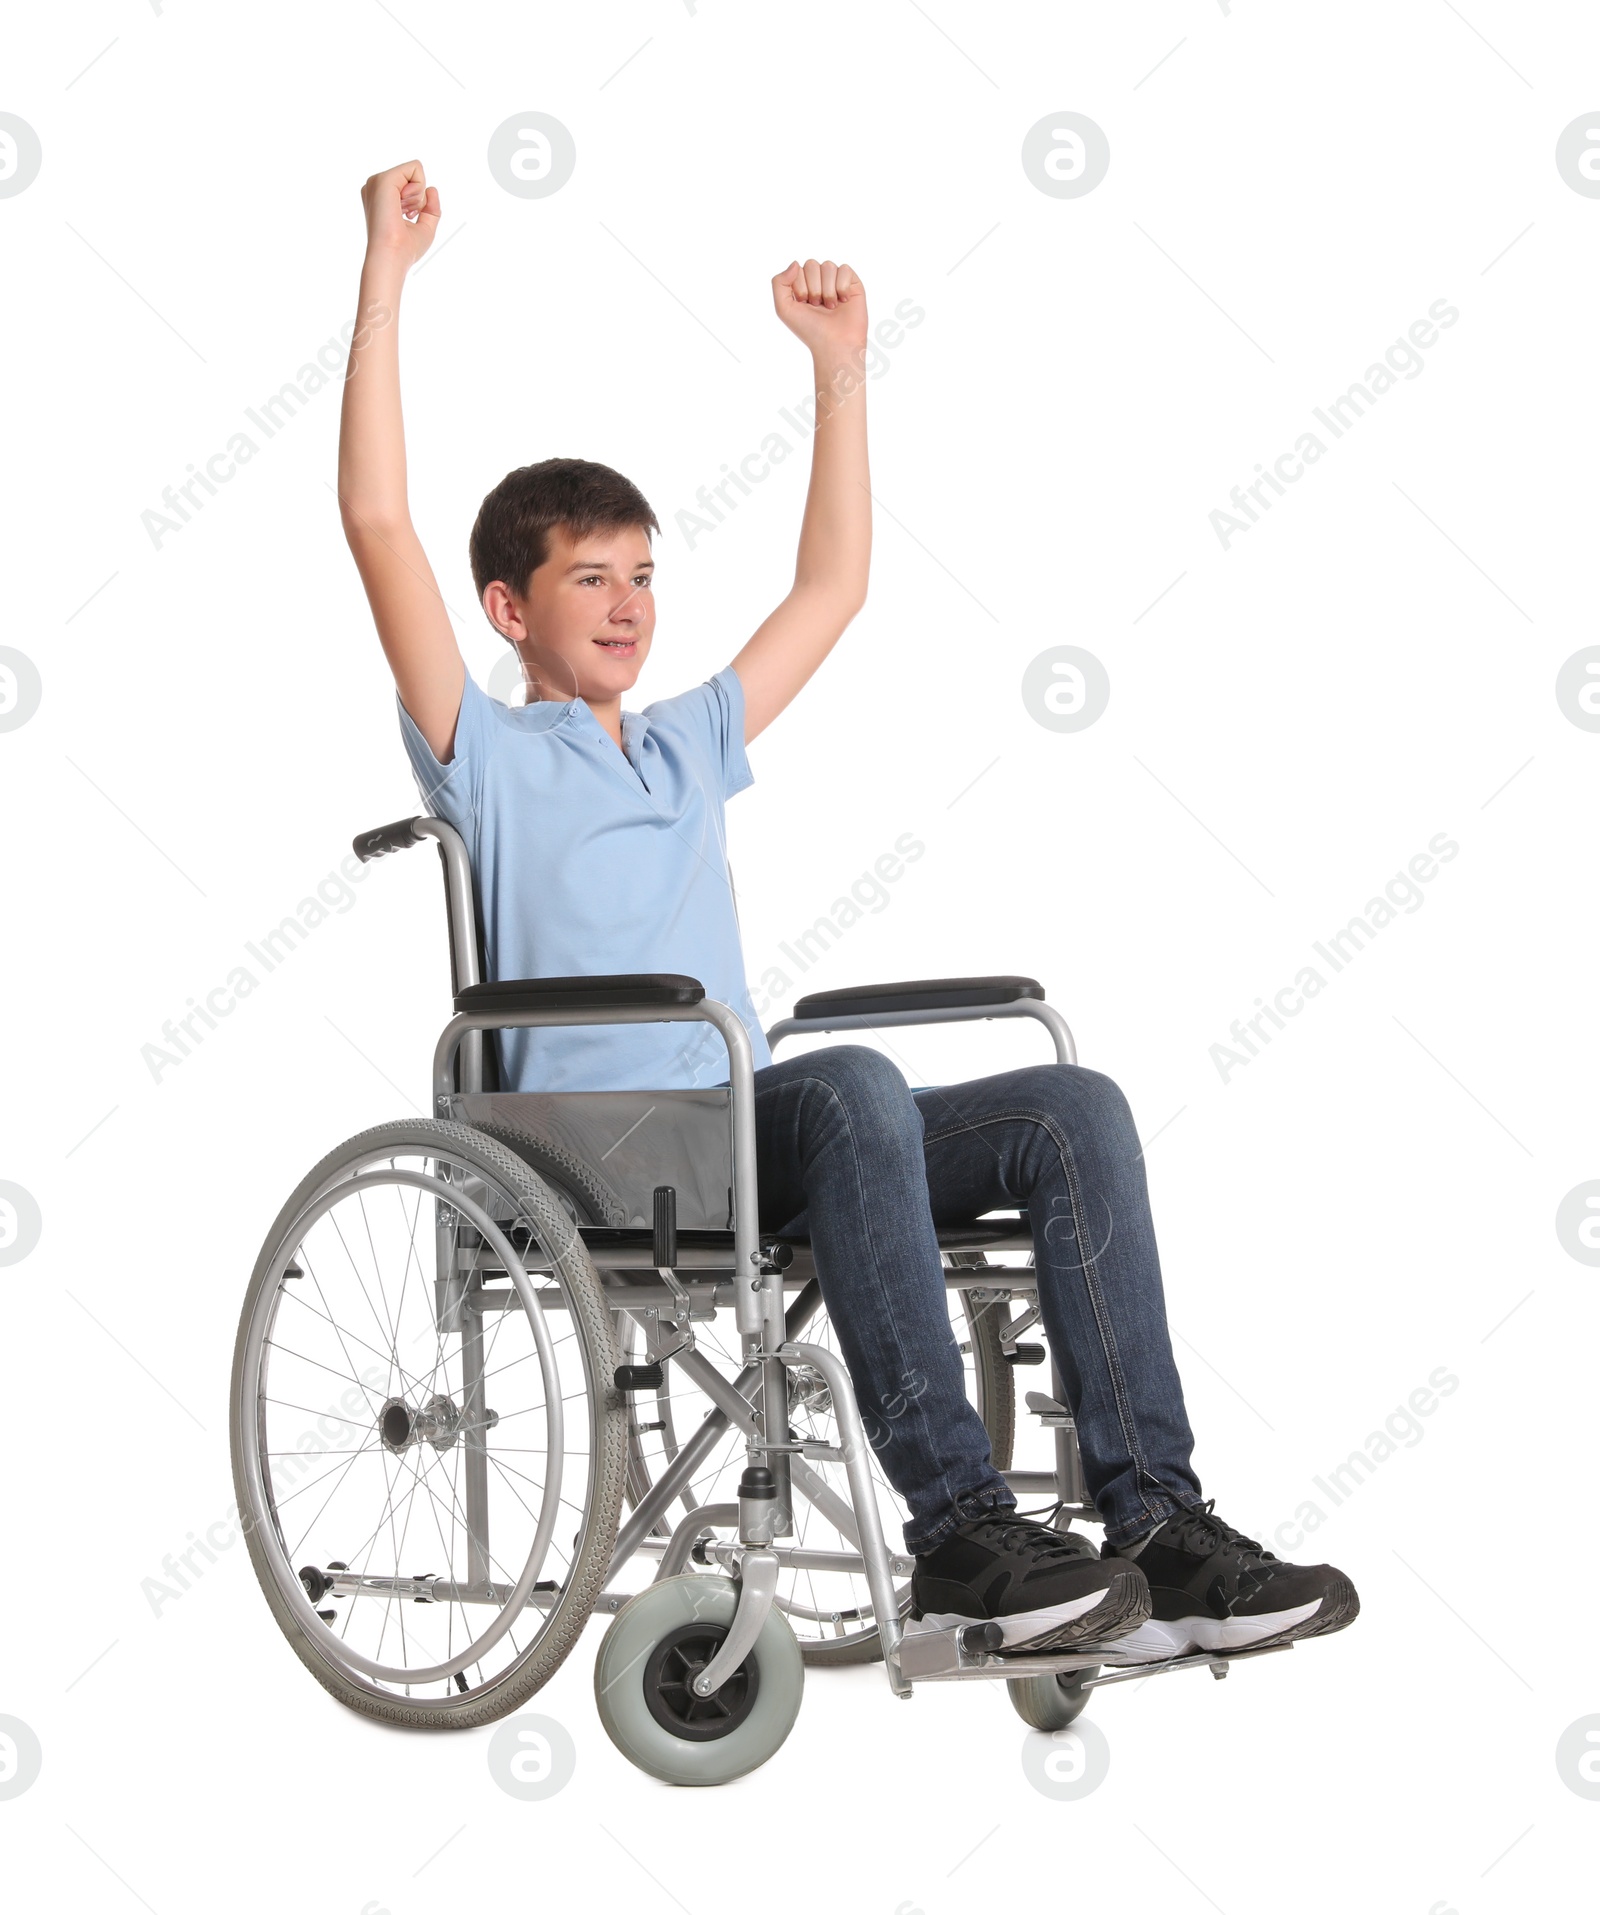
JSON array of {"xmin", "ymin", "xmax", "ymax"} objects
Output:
[{"xmin": 772, "ymin": 257, "xmax": 868, "ymax": 358}]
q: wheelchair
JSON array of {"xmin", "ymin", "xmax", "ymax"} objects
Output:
[{"xmin": 229, "ymin": 813, "xmax": 1296, "ymax": 1783}]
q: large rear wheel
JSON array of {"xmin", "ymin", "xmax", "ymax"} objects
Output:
[{"xmin": 230, "ymin": 1120, "xmax": 628, "ymax": 1728}]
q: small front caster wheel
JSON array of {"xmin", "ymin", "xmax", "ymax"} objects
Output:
[
  {"xmin": 594, "ymin": 1574, "xmax": 804, "ymax": 1785},
  {"xmin": 1007, "ymin": 1665, "xmax": 1098, "ymax": 1730}
]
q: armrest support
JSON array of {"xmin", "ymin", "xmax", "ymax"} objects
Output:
[
  {"xmin": 431, "ymin": 985, "xmax": 769, "ymax": 1343},
  {"xmin": 767, "ymin": 974, "xmax": 1075, "ymax": 1067}
]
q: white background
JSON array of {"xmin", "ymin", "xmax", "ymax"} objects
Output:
[{"xmin": 3, "ymin": 2, "xmax": 1597, "ymax": 1909}]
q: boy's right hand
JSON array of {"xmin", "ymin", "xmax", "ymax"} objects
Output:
[{"xmin": 359, "ymin": 160, "xmax": 441, "ymax": 272}]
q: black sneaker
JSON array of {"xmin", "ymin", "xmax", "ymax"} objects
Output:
[
  {"xmin": 1099, "ymin": 1498, "xmax": 1359, "ymax": 1659},
  {"xmin": 908, "ymin": 1511, "xmax": 1152, "ymax": 1652}
]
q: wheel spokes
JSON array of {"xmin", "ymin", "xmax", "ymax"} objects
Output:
[{"xmin": 243, "ymin": 1143, "xmax": 605, "ymax": 1698}]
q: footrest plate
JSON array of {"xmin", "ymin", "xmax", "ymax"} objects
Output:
[{"xmin": 896, "ymin": 1621, "xmax": 1297, "ymax": 1684}]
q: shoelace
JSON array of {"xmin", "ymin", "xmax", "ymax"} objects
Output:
[
  {"xmin": 965, "ymin": 1513, "xmax": 1093, "ymax": 1566},
  {"xmin": 1159, "ymin": 1496, "xmax": 1279, "ymax": 1565}
]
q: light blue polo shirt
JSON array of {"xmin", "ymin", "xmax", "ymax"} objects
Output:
[{"xmin": 397, "ymin": 662, "xmax": 772, "ymax": 1093}]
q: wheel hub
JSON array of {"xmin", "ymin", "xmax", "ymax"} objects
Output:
[
  {"xmin": 642, "ymin": 1623, "xmax": 761, "ymax": 1741},
  {"xmin": 378, "ymin": 1393, "xmax": 468, "ymax": 1454},
  {"xmin": 786, "ymin": 1365, "xmax": 832, "ymax": 1419}
]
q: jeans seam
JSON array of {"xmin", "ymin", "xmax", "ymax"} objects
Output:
[
  {"xmin": 1103, "ymin": 1492, "xmax": 1208, "ymax": 1548},
  {"xmin": 922, "ymin": 1100, "xmax": 1173, "ymax": 1529}
]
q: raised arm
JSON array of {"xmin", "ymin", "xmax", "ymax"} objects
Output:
[
  {"xmin": 337, "ymin": 160, "xmax": 465, "ymax": 765},
  {"xmin": 729, "ymin": 259, "xmax": 872, "ymax": 744}
]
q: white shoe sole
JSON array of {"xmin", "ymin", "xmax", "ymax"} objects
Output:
[
  {"xmin": 1097, "ymin": 1597, "xmax": 1325, "ymax": 1663},
  {"xmin": 907, "ymin": 1584, "xmax": 1114, "ymax": 1652}
]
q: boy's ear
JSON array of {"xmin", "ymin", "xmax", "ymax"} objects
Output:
[{"xmin": 481, "ymin": 579, "xmax": 528, "ymax": 641}]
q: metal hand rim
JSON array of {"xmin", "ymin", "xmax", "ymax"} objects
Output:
[{"xmin": 241, "ymin": 1157, "xmax": 571, "ymax": 1686}]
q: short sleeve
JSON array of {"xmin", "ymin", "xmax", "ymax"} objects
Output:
[
  {"xmin": 642, "ymin": 667, "xmax": 752, "ymax": 799},
  {"xmin": 711, "ymin": 665, "xmax": 755, "ymax": 799},
  {"xmin": 395, "ymin": 670, "xmax": 497, "ymax": 836}
]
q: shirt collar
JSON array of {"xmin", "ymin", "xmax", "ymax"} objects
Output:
[
  {"xmin": 620, "ymin": 707, "xmax": 651, "ymax": 758},
  {"xmin": 508, "ymin": 694, "xmax": 649, "ymax": 754}
]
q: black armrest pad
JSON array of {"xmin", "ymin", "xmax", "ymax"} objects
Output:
[
  {"xmin": 352, "ymin": 817, "xmax": 425, "ymax": 862},
  {"xmin": 455, "ymin": 974, "xmax": 706, "ymax": 1015},
  {"xmin": 790, "ymin": 976, "xmax": 1044, "ymax": 1020}
]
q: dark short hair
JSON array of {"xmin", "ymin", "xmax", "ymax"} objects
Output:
[{"xmin": 468, "ymin": 456, "xmax": 660, "ymax": 610}]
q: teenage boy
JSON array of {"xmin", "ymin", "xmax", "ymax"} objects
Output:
[{"xmin": 339, "ymin": 160, "xmax": 1359, "ymax": 1662}]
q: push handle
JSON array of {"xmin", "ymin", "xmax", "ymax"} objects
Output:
[{"xmin": 352, "ymin": 817, "xmax": 425, "ymax": 862}]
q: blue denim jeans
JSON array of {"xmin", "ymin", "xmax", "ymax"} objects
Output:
[{"xmin": 752, "ymin": 1045, "xmax": 1206, "ymax": 1552}]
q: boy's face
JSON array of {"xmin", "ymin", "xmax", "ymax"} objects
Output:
[{"xmin": 492, "ymin": 521, "xmax": 655, "ymax": 705}]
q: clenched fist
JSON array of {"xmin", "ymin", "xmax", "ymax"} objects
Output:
[
  {"xmin": 772, "ymin": 257, "xmax": 868, "ymax": 357},
  {"xmin": 360, "ymin": 160, "xmax": 441, "ymax": 271}
]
